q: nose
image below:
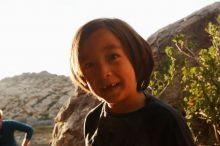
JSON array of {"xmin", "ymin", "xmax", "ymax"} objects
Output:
[{"xmin": 97, "ymin": 63, "xmax": 112, "ymax": 79}]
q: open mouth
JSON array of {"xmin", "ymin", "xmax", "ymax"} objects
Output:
[{"xmin": 101, "ymin": 82, "xmax": 120, "ymax": 91}]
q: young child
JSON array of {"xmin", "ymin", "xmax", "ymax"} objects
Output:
[
  {"xmin": 70, "ymin": 18, "xmax": 194, "ymax": 146},
  {"xmin": 0, "ymin": 109, "xmax": 33, "ymax": 146}
]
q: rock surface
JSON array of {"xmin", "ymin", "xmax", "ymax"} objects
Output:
[
  {"xmin": 0, "ymin": 71, "xmax": 75, "ymax": 125},
  {"xmin": 51, "ymin": 88, "xmax": 99, "ymax": 146},
  {"xmin": 148, "ymin": 2, "xmax": 220, "ymax": 69}
]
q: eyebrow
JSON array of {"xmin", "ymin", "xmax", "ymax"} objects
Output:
[
  {"xmin": 103, "ymin": 44, "xmax": 121, "ymax": 50},
  {"xmin": 79, "ymin": 43, "xmax": 122, "ymax": 61}
]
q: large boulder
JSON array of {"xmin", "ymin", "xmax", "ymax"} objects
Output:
[
  {"xmin": 51, "ymin": 2, "xmax": 220, "ymax": 146},
  {"xmin": 147, "ymin": 2, "xmax": 220, "ymax": 105},
  {"xmin": 51, "ymin": 88, "xmax": 99, "ymax": 146},
  {"xmin": 148, "ymin": 2, "xmax": 220, "ymax": 69}
]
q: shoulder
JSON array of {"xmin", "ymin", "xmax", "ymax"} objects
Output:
[
  {"xmin": 3, "ymin": 120, "xmax": 33, "ymax": 129},
  {"xmin": 4, "ymin": 120, "xmax": 27, "ymax": 125},
  {"xmin": 85, "ymin": 102, "xmax": 104, "ymax": 122},
  {"xmin": 143, "ymin": 94, "xmax": 194, "ymax": 145},
  {"xmin": 143, "ymin": 94, "xmax": 185, "ymax": 123},
  {"xmin": 3, "ymin": 120, "xmax": 19, "ymax": 125},
  {"xmin": 84, "ymin": 102, "xmax": 104, "ymax": 136}
]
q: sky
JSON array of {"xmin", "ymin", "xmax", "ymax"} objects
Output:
[{"xmin": 0, "ymin": 0, "xmax": 219, "ymax": 80}]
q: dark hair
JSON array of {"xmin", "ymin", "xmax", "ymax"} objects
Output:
[{"xmin": 70, "ymin": 18, "xmax": 154, "ymax": 92}]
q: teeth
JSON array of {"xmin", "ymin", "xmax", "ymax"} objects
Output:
[
  {"xmin": 111, "ymin": 83, "xmax": 116, "ymax": 86},
  {"xmin": 103, "ymin": 83, "xmax": 117, "ymax": 89}
]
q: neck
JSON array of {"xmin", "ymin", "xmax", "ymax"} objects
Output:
[{"xmin": 107, "ymin": 92, "xmax": 145, "ymax": 113}]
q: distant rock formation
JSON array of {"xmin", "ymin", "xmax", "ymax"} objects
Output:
[
  {"xmin": 51, "ymin": 2, "xmax": 220, "ymax": 146},
  {"xmin": 0, "ymin": 71, "xmax": 75, "ymax": 125}
]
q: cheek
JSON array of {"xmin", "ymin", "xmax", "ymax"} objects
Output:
[
  {"xmin": 85, "ymin": 78, "xmax": 98, "ymax": 91},
  {"xmin": 84, "ymin": 72, "xmax": 96, "ymax": 84},
  {"xmin": 122, "ymin": 63, "xmax": 136, "ymax": 78},
  {"xmin": 122, "ymin": 64, "xmax": 137, "ymax": 86},
  {"xmin": 81, "ymin": 69, "xmax": 93, "ymax": 82},
  {"xmin": 86, "ymin": 81, "xmax": 102, "ymax": 97}
]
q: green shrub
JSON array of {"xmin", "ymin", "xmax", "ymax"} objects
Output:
[{"xmin": 148, "ymin": 15, "xmax": 220, "ymax": 145}]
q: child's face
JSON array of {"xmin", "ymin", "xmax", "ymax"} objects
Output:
[{"xmin": 79, "ymin": 28, "xmax": 140, "ymax": 104}]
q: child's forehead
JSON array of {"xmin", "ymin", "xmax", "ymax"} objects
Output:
[
  {"xmin": 86, "ymin": 28, "xmax": 115, "ymax": 40},
  {"xmin": 79, "ymin": 44, "xmax": 124, "ymax": 61},
  {"xmin": 79, "ymin": 29, "xmax": 125, "ymax": 56}
]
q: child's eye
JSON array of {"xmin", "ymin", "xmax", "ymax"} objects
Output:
[
  {"xmin": 109, "ymin": 54, "xmax": 119, "ymax": 61},
  {"xmin": 84, "ymin": 62, "xmax": 94, "ymax": 69}
]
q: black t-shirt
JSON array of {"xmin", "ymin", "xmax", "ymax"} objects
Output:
[{"xmin": 84, "ymin": 94, "xmax": 194, "ymax": 146}]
